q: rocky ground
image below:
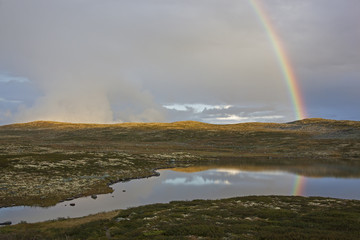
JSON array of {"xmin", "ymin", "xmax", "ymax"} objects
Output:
[
  {"xmin": 0, "ymin": 118, "xmax": 360, "ymax": 207},
  {"xmin": 1, "ymin": 196, "xmax": 360, "ymax": 239}
]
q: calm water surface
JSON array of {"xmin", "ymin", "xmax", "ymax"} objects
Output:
[{"xmin": 1, "ymin": 167, "xmax": 360, "ymax": 224}]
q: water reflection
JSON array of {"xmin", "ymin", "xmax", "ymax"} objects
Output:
[
  {"xmin": 171, "ymin": 163, "xmax": 360, "ymax": 178},
  {"xmin": 1, "ymin": 164, "xmax": 360, "ymax": 225},
  {"xmin": 163, "ymin": 176, "xmax": 231, "ymax": 185}
]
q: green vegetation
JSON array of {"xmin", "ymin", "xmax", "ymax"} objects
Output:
[
  {"xmin": 1, "ymin": 118, "xmax": 360, "ymax": 207},
  {"xmin": 1, "ymin": 119, "xmax": 360, "ymax": 239},
  {"xmin": 1, "ymin": 196, "xmax": 360, "ymax": 239}
]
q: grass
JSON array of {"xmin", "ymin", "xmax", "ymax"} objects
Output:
[
  {"xmin": 0, "ymin": 118, "xmax": 360, "ymax": 207},
  {"xmin": 0, "ymin": 118, "xmax": 359, "ymax": 238},
  {"xmin": 1, "ymin": 196, "xmax": 360, "ymax": 239}
]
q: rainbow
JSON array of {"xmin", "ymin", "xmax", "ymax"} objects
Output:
[
  {"xmin": 292, "ymin": 175, "xmax": 306, "ymax": 196},
  {"xmin": 249, "ymin": 0, "xmax": 307, "ymax": 120}
]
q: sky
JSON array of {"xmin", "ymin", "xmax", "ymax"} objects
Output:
[{"xmin": 0, "ymin": 0, "xmax": 359, "ymax": 125}]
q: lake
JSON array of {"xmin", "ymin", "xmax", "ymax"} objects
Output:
[{"xmin": 1, "ymin": 165, "xmax": 360, "ymax": 225}]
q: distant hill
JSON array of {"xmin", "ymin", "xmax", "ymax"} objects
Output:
[
  {"xmin": 2, "ymin": 118, "xmax": 359, "ymax": 139},
  {"xmin": 2, "ymin": 117, "xmax": 359, "ymax": 128},
  {"xmin": 0, "ymin": 118, "xmax": 359, "ymax": 207}
]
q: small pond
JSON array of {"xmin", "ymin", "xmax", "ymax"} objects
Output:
[{"xmin": 1, "ymin": 165, "xmax": 360, "ymax": 225}]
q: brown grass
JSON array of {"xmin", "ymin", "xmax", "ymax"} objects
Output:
[{"xmin": 1, "ymin": 118, "xmax": 359, "ymax": 207}]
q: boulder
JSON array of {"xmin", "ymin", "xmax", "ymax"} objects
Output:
[{"xmin": 115, "ymin": 217, "xmax": 129, "ymax": 222}]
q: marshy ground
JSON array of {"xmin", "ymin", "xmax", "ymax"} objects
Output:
[
  {"xmin": 0, "ymin": 118, "xmax": 360, "ymax": 239},
  {"xmin": 1, "ymin": 118, "xmax": 359, "ymax": 207},
  {"xmin": 1, "ymin": 196, "xmax": 360, "ymax": 239}
]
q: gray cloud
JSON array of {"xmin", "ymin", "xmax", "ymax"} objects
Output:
[
  {"xmin": 261, "ymin": 0, "xmax": 360, "ymax": 120},
  {"xmin": 165, "ymin": 104, "xmax": 290, "ymax": 124},
  {"xmin": 0, "ymin": 0, "xmax": 358, "ymax": 124}
]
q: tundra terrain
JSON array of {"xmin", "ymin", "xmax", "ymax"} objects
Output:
[
  {"xmin": 1, "ymin": 196, "xmax": 360, "ymax": 239},
  {"xmin": 0, "ymin": 118, "xmax": 359, "ymax": 207}
]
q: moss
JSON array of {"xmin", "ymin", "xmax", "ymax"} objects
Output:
[{"xmin": 1, "ymin": 196, "xmax": 360, "ymax": 239}]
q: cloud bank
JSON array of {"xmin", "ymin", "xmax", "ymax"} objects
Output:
[{"xmin": 0, "ymin": 0, "xmax": 358, "ymax": 124}]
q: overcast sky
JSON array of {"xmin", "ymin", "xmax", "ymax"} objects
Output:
[{"xmin": 0, "ymin": 0, "xmax": 359, "ymax": 124}]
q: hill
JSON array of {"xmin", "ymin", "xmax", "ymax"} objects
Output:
[{"xmin": 0, "ymin": 118, "xmax": 359, "ymax": 207}]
